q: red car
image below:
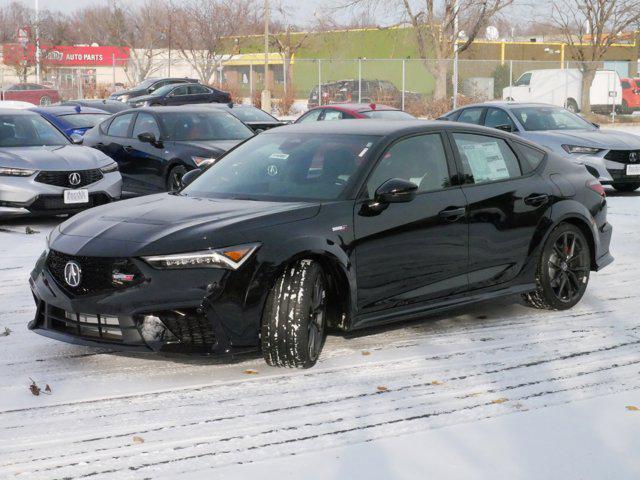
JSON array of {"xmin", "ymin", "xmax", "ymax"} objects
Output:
[
  {"xmin": 1, "ymin": 83, "xmax": 61, "ymax": 106},
  {"xmin": 620, "ymin": 78, "xmax": 640, "ymax": 113},
  {"xmin": 295, "ymin": 103, "xmax": 415, "ymax": 123}
]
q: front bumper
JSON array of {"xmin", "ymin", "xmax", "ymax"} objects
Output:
[
  {"xmin": 28, "ymin": 250, "xmax": 261, "ymax": 355},
  {"xmin": 0, "ymin": 171, "xmax": 122, "ymax": 217}
]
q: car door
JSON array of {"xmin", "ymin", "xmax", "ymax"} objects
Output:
[
  {"xmin": 98, "ymin": 112, "xmax": 136, "ymax": 190},
  {"xmin": 449, "ymin": 130, "xmax": 552, "ymax": 290},
  {"xmin": 164, "ymin": 85, "xmax": 190, "ymax": 106},
  {"xmin": 353, "ymin": 132, "xmax": 469, "ymax": 320},
  {"xmin": 125, "ymin": 112, "xmax": 167, "ymax": 193},
  {"xmin": 187, "ymin": 84, "xmax": 212, "ymax": 103}
]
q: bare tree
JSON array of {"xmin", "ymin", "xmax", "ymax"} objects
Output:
[
  {"xmin": 342, "ymin": 0, "xmax": 512, "ymax": 100},
  {"xmin": 552, "ymin": 0, "xmax": 640, "ymax": 113},
  {"xmin": 173, "ymin": 0, "xmax": 255, "ymax": 85}
]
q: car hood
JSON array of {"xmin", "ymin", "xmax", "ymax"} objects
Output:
[
  {"xmin": 522, "ymin": 129, "xmax": 640, "ymax": 150},
  {"xmin": 110, "ymin": 88, "xmax": 145, "ymax": 99},
  {"xmin": 50, "ymin": 193, "xmax": 321, "ymax": 257},
  {"xmin": 0, "ymin": 145, "xmax": 113, "ymax": 170},
  {"xmin": 172, "ymin": 139, "xmax": 244, "ymax": 153},
  {"xmin": 127, "ymin": 93, "xmax": 158, "ymax": 104}
]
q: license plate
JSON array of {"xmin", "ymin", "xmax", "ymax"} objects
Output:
[
  {"xmin": 63, "ymin": 189, "xmax": 89, "ymax": 204},
  {"xmin": 626, "ymin": 164, "xmax": 640, "ymax": 176}
]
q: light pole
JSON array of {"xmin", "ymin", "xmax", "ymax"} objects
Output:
[
  {"xmin": 452, "ymin": 0, "xmax": 459, "ymax": 109},
  {"xmin": 261, "ymin": 0, "xmax": 272, "ymax": 112},
  {"xmin": 35, "ymin": 0, "xmax": 41, "ymax": 83}
]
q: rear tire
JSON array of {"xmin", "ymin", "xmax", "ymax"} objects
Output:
[
  {"xmin": 39, "ymin": 95, "xmax": 52, "ymax": 106},
  {"xmin": 612, "ymin": 183, "xmax": 640, "ymax": 192},
  {"xmin": 261, "ymin": 259, "xmax": 327, "ymax": 368},
  {"xmin": 522, "ymin": 223, "xmax": 591, "ymax": 310},
  {"xmin": 565, "ymin": 98, "xmax": 579, "ymax": 113},
  {"xmin": 166, "ymin": 165, "xmax": 188, "ymax": 192}
]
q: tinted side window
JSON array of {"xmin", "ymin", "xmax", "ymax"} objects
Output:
[
  {"xmin": 366, "ymin": 133, "xmax": 451, "ymax": 197},
  {"xmin": 514, "ymin": 72, "xmax": 532, "ymax": 86},
  {"xmin": 107, "ymin": 113, "xmax": 135, "ymax": 137},
  {"xmin": 453, "ymin": 133, "xmax": 521, "ymax": 184},
  {"xmin": 189, "ymin": 85, "xmax": 210, "ymax": 94},
  {"xmin": 172, "ymin": 86, "xmax": 189, "ymax": 96},
  {"xmin": 457, "ymin": 108, "xmax": 484, "ymax": 125},
  {"xmin": 297, "ymin": 109, "xmax": 322, "ymax": 123},
  {"xmin": 132, "ymin": 113, "xmax": 161, "ymax": 139},
  {"xmin": 516, "ymin": 143, "xmax": 546, "ymax": 174},
  {"xmin": 621, "ymin": 80, "xmax": 631, "ymax": 89},
  {"xmin": 484, "ymin": 108, "xmax": 515, "ymax": 130}
]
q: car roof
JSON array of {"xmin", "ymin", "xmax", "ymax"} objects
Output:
[
  {"xmin": 31, "ymin": 106, "xmax": 109, "ymax": 115},
  {"xmin": 456, "ymin": 101, "xmax": 560, "ymax": 110},
  {"xmin": 265, "ymin": 119, "xmax": 451, "ymax": 136},
  {"xmin": 319, "ymin": 103, "xmax": 398, "ymax": 112},
  {"xmin": 0, "ymin": 108, "xmax": 38, "ymax": 115},
  {"xmin": 134, "ymin": 105, "xmax": 232, "ymax": 114}
]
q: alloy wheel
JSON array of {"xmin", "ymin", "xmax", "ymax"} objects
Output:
[
  {"xmin": 307, "ymin": 275, "xmax": 326, "ymax": 362},
  {"xmin": 548, "ymin": 231, "xmax": 589, "ymax": 303}
]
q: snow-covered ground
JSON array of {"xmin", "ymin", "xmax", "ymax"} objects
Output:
[{"xmin": 1, "ymin": 191, "xmax": 639, "ymax": 479}]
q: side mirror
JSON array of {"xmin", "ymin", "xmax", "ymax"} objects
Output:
[
  {"xmin": 592, "ymin": 122, "xmax": 600, "ymax": 129},
  {"xmin": 181, "ymin": 168, "xmax": 202, "ymax": 188},
  {"xmin": 70, "ymin": 133, "xmax": 83, "ymax": 144},
  {"xmin": 138, "ymin": 132, "xmax": 161, "ymax": 147},
  {"xmin": 375, "ymin": 178, "xmax": 418, "ymax": 204},
  {"xmin": 495, "ymin": 124, "xmax": 514, "ymax": 133}
]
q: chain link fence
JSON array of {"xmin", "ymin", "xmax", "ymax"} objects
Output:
[{"xmin": 0, "ymin": 56, "xmax": 633, "ymax": 119}]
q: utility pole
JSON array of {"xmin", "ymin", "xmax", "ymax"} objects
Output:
[
  {"xmin": 261, "ymin": 0, "xmax": 272, "ymax": 112},
  {"xmin": 35, "ymin": 0, "xmax": 41, "ymax": 83},
  {"xmin": 452, "ymin": 0, "xmax": 459, "ymax": 109}
]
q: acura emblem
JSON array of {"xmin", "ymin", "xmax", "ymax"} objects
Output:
[
  {"xmin": 64, "ymin": 261, "xmax": 82, "ymax": 288},
  {"xmin": 68, "ymin": 172, "xmax": 81, "ymax": 186},
  {"xmin": 630, "ymin": 152, "xmax": 638, "ymax": 163}
]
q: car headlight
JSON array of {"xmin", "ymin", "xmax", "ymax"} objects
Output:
[
  {"xmin": 100, "ymin": 162, "xmax": 119, "ymax": 174},
  {"xmin": 192, "ymin": 156, "xmax": 217, "ymax": 167},
  {"xmin": 119, "ymin": 95, "xmax": 129, "ymax": 102},
  {"xmin": 561, "ymin": 145, "xmax": 602, "ymax": 155},
  {"xmin": 0, "ymin": 167, "xmax": 36, "ymax": 176},
  {"xmin": 142, "ymin": 243, "xmax": 260, "ymax": 270}
]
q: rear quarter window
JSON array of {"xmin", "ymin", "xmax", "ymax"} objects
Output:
[{"xmin": 515, "ymin": 143, "xmax": 546, "ymax": 174}]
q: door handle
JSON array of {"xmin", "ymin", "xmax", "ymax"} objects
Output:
[
  {"xmin": 524, "ymin": 194, "xmax": 549, "ymax": 207},
  {"xmin": 438, "ymin": 206, "xmax": 466, "ymax": 222}
]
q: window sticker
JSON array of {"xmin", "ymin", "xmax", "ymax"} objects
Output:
[
  {"xmin": 358, "ymin": 142, "xmax": 373, "ymax": 158},
  {"xmin": 269, "ymin": 153, "xmax": 289, "ymax": 160},
  {"xmin": 460, "ymin": 141, "xmax": 510, "ymax": 182}
]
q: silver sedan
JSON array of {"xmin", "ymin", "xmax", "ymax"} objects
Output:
[
  {"xmin": 440, "ymin": 102, "xmax": 640, "ymax": 192},
  {"xmin": 0, "ymin": 109, "xmax": 122, "ymax": 218}
]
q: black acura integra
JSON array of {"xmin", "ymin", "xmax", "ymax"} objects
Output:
[{"xmin": 29, "ymin": 121, "xmax": 613, "ymax": 368}]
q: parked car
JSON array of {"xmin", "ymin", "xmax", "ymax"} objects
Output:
[
  {"xmin": 619, "ymin": 77, "xmax": 640, "ymax": 113},
  {"xmin": 29, "ymin": 119, "xmax": 613, "ymax": 368},
  {"xmin": 296, "ymin": 103, "xmax": 415, "ymax": 123},
  {"xmin": 31, "ymin": 105, "xmax": 111, "ymax": 138},
  {"xmin": 109, "ymin": 77, "xmax": 199, "ymax": 103},
  {"xmin": 198, "ymin": 103, "xmax": 287, "ymax": 132},
  {"xmin": 440, "ymin": 101, "xmax": 640, "ymax": 192},
  {"xmin": 0, "ymin": 109, "xmax": 121, "ymax": 218},
  {"xmin": 307, "ymin": 81, "xmax": 341, "ymax": 109},
  {"xmin": 82, "ymin": 106, "xmax": 253, "ymax": 194},
  {"xmin": 59, "ymin": 99, "xmax": 131, "ymax": 114},
  {"xmin": 127, "ymin": 83, "xmax": 231, "ymax": 108},
  {"xmin": 1, "ymin": 83, "xmax": 61, "ymax": 106},
  {"xmin": 503, "ymin": 69, "xmax": 621, "ymax": 114}
]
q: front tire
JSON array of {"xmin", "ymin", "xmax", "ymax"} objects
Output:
[
  {"xmin": 261, "ymin": 259, "xmax": 327, "ymax": 368},
  {"xmin": 612, "ymin": 183, "xmax": 640, "ymax": 192},
  {"xmin": 522, "ymin": 223, "xmax": 591, "ymax": 310}
]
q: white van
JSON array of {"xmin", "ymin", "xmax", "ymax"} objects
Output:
[{"xmin": 503, "ymin": 68, "xmax": 622, "ymax": 113}]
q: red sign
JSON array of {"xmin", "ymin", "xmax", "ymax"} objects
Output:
[{"xmin": 2, "ymin": 44, "xmax": 130, "ymax": 67}]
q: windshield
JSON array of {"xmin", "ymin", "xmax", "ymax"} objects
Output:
[
  {"xmin": 511, "ymin": 106, "xmax": 595, "ymax": 131},
  {"xmin": 183, "ymin": 133, "xmax": 380, "ymax": 201},
  {"xmin": 60, "ymin": 113, "xmax": 110, "ymax": 128},
  {"xmin": 0, "ymin": 114, "xmax": 69, "ymax": 147},
  {"xmin": 361, "ymin": 110, "xmax": 414, "ymax": 120},
  {"xmin": 159, "ymin": 111, "xmax": 253, "ymax": 141},
  {"xmin": 231, "ymin": 107, "xmax": 277, "ymax": 123}
]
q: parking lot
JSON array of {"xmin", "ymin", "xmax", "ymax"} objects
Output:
[{"xmin": 0, "ymin": 188, "xmax": 639, "ymax": 479}]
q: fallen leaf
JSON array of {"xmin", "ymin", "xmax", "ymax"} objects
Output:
[
  {"xmin": 491, "ymin": 398, "xmax": 509, "ymax": 404},
  {"xmin": 361, "ymin": 351, "xmax": 371, "ymax": 356},
  {"xmin": 376, "ymin": 385, "xmax": 388, "ymax": 392},
  {"xmin": 243, "ymin": 369, "xmax": 259, "ymax": 375},
  {"xmin": 0, "ymin": 327, "xmax": 10, "ymax": 337},
  {"xmin": 431, "ymin": 380, "xmax": 443, "ymax": 386},
  {"xmin": 132, "ymin": 436, "xmax": 144, "ymax": 444},
  {"xmin": 25, "ymin": 226, "xmax": 39, "ymax": 235},
  {"xmin": 44, "ymin": 384, "xmax": 52, "ymax": 394},
  {"xmin": 28, "ymin": 378, "xmax": 40, "ymax": 396},
  {"xmin": 626, "ymin": 405, "xmax": 639, "ymax": 411}
]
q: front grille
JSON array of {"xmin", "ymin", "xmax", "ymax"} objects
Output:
[
  {"xmin": 35, "ymin": 169, "xmax": 103, "ymax": 188},
  {"xmin": 28, "ymin": 193, "xmax": 110, "ymax": 212},
  {"xmin": 46, "ymin": 250, "xmax": 144, "ymax": 296},
  {"xmin": 604, "ymin": 150, "xmax": 640, "ymax": 164}
]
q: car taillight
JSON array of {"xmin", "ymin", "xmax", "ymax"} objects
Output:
[{"xmin": 586, "ymin": 179, "xmax": 606, "ymax": 197}]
